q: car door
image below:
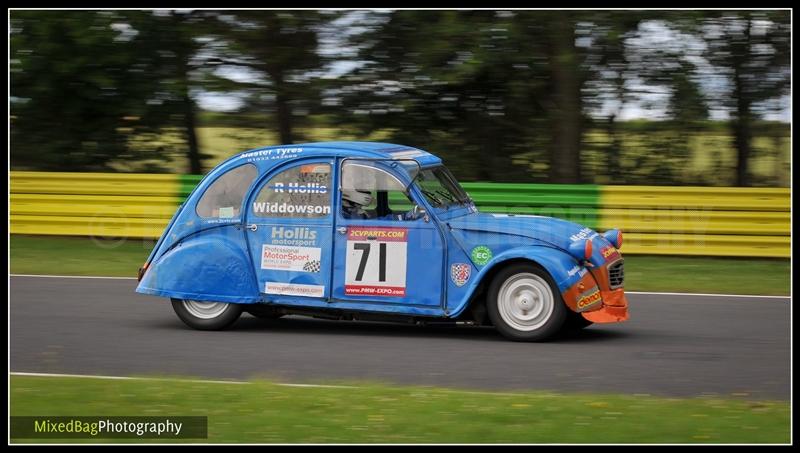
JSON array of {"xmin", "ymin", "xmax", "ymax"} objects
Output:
[
  {"xmin": 244, "ymin": 159, "xmax": 334, "ymax": 301},
  {"xmin": 331, "ymin": 159, "xmax": 445, "ymax": 308}
]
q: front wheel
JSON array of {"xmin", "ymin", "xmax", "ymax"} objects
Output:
[
  {"xmin": 487, "ymin": 264, "xmax": 567, "ymax": 341},
  {"xmin": 170, "ymin": 298, "xmax": 243, "ymax": 330}
]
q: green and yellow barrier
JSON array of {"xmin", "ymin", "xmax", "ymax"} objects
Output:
[
  {"xmin": 9, "ymin": 172, "xmax": 790, "ymax": 257},
  {"xmin": 597, "ymin": 186, "xmax": 790, "ymax": 258}
]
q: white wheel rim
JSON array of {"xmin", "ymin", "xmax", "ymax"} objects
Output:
[
  {"xmin": 497, "ymin": 273, "xmax": 554, "ymax": 332},
  {"xmin": 183, "ymin": 300, "xmax": 229, "ymax": 319}
]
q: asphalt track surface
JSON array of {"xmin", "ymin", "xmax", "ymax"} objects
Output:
[{"xmin": 10, "ymin": 276, "xmax": 791, "ymax": 400}]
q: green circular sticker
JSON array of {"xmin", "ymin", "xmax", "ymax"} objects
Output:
[{"xmin": 470, "ymin": 246, "xmax": 492, "ymax": 266}]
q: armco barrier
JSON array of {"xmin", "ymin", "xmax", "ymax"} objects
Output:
[
  {"xmin": 598, "ymin": 186, "xmax": 790, "ymax": 258},
  {"xmin": 9, "ymin": 172, "xmax": 790, "ymax": 257}
]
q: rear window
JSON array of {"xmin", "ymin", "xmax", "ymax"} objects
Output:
[{"xmin": 196, "ymin": 164, "xmax": 258, "ymax": 218}]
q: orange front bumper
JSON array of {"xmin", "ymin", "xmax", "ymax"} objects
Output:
[{"xmin": 581, "ymin": 288, "xmax": 629, "ymax": 323}]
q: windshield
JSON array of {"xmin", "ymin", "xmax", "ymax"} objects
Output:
[{"xmin": 414, "ymin": 166, "xmax": 472, "ymax": 209}]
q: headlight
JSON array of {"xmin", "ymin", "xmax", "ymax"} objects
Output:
[
  {"xmin": 568, "ymin": 238, "xmax": 593, "ymax": 262},
  {"xmin": 603, "ymin": 229, "xmax": 623, "ymax": 249}
]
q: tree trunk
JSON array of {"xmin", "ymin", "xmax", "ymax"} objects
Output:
[
  {"xmin": 272, "ymin": 73, "xmax": 294, "ymax": 144},
  {"xmin": 731, "ymin": 16, "xmax": 752, "ymax": 187},
  {"xmin": 548, "ymin": 15, "xmax": 582, "ymax": 184},
  {"xmin": 183, "ymin": 88, "xmax": 202, "ymax": 175},
  {"xmin": 170, "ymin": 12, "xmax": 202, "ymax": 175},
  {"xmin": 732, "ymin": 95, "xmax": 752, "ymax": 187},
  {"xmin": 606, "ymin": 114, "xmax": 622, "ymax": 183}
]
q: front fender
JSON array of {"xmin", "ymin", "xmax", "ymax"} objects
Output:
[
  {"xmin": 449, "ymin": 246, "xmax": 594, "ymax": 317},
  {"xmin": 136, "ymin": 234, "xmax": 259, "ymax": 303}
]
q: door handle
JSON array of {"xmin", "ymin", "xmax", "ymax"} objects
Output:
[
  {"xmin": 336, "ymin": 227, "xmax": 347, "ymax": 235},
  {"xmin": 246, "ymin": 224, "xmax": 258, "ymax": 232}
]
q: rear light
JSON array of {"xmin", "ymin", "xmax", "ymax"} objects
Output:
[{"xmin": 137, "ymin": 263, "xmax": 148, "ymax": 282}]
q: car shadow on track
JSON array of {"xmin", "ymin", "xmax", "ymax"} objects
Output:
[{"xmin": 158, "ymin": 314, "xmax": 633, "ymax": 343}]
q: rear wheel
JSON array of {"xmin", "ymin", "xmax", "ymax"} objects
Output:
[
  {"xmin": 487, "ymin": 263, "xmax": 567, "ymax": 341},
  {"xmin": 171, "ymin": 298, "xmax": 243, "ymax": 330}
]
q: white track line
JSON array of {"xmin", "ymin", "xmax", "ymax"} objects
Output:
[
  {"xmin": 10, "ymin": 371, "xmax": 355, "ymax": 389},
  {"xmin": 626, "ymin": 291, "xmax": 789, "ymax": 299},
  {"xmin": 10, "ymin": 274, "xmax": 137, "ymax": 280},
  {"xmin": 10, "ymin": 372, "xmax": 533, "ymax": 396},
  {"xmin": 10, "ymin": 274, "xmax": 790, "ymax": 299}
]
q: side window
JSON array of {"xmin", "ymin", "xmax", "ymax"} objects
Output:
[
  {"xmin": 253, "ymin": 163, "xmax": 332, "ymax": 218},
  {"xmin": 340, "ymin": 162, "xmax": 415, "ymax": 221},
  {"xmin": 196, "ymin": 164, "xmax": 257, "ymax": 218}
]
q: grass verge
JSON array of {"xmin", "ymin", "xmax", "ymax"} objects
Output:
[
  {"xmin": 621, "ymin": 255, "xmax": 790, "ymax": 296},
  {"xmin": 9, "ymin": 234, "xmax": 790, "ymax": 295},
  {"xmin": 10, "ymin": 375, "xmax": 789, "ymax": 444},
  {"xmin": 10, "ymin": 235, "xmax": 155, "ymax": 278}
]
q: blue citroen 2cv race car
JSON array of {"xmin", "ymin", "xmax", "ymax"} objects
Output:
[{"xmin": 136, "ymin": 142, "xmax": 628, "ymax": 341}]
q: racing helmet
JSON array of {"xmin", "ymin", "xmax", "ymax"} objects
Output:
[{"xmin": 342, "ymin": 189, "xmax": 373, "ymax": 207}]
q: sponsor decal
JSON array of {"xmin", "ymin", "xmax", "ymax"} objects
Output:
[
  {"xmin": 570, "ymin": 227, "xmax": 598, "ymax": 243},
  {"xmin": 240, "ymin": 148, "xmax": 303, "ymax": 160},
  {"xmin": 203, "ymin": 218, "xmax": 238, "ymax": 224},
  {"xmin": 303, "ymin": 260, "xmax": 321, "ymax": 273},
  {"xmin": 345, "ymin": 227, "xmax": 408, "ymax": 297},
  {"xmin": 347, "ymin": 227, "xmax": 407, "ymax": 241},
  {"xmin": 450, "ymin": 263, "xmax": 471, "ymax": 287},
  {"xmin": 299, "ymin": 163, "xmax": 329, "ymax": 174},
  {"xmin": 253, "ymin": 202, "xmax": 331, "ymax": 216},
  {"xmin": 265, "ymin": 282, "xmax": 324, "ymax": 297},
  {"xmin": 601, "ymin": 245, "xmax": 620, "ymax": 262},
  {"xmin": 268, "ymin": 182, "xmax": 328, "ymax": 194},
  {"xmin": 270, "ymin": 226, "xmax": 318, "ymax": 247},
  {"xmin": 218, "ymin": 206, "xmax": 235, "ymax": 218},
  {"xmin": 567, "ymin": 265, "xmax": 587, "ymax": 278},
  {"xmin": 576, "ymin": 287, "xmax": 602, "ymax": 311},
  {"xmin": 261, "ymin": 244, "xmax": 322, "ymax": 272},
  {"xmin": 491, "ymin": 214, "xmax": 544, "ymax": 218},
  {"xmin": 470, "ymin": 246, "xmax": 492, "ymax": 266}
]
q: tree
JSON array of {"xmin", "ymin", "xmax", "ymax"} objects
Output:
[
  {"xmin": 136, "ymin": 10, "xmax": 219, "ymax": 174},
  {"xmin": 330, "ymin": 10, "xmax": 552, "ymax": 182},
  {"xmin": 10, "ymin": 11, "xmax": 178, "ymax": 171},
  {"xmin": 701, "ymin": 11, "xmax": 790, "ymax": 186},
  {"xmin": 545, "ymin": 12, "xmax": 583, "ymax": 183},
  {"xmin": 207, "ymin": 11, "xmax": 323, "ymax": 144}
]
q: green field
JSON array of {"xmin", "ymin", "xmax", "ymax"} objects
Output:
[
  {"xmin": 119, "ymin": 126, "xmax": 393, "ymax": 175},
  {"xmin": 9, "ymin": 235, "xmax": 790, "ymax": 295},
  {"xmin": 115, "ymin": 124, "xmax": 789, "ymax": 188},
  {"xmin": 10, "ymin": 375, "xmax": 790, "ymax": 444}
]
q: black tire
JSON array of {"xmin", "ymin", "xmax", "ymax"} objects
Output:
[
  {"xmin": 487, "ymin": 263, "xmax": 567, "ymax": 342},
  {"xmin": 563, "ymin": 310, "xmax": 594, "ymax": 331},
  {"xmin": 170, "ymin": 298, "xmax": 243, "ymax": 330}
]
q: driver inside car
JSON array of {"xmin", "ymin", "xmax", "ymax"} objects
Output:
[
  {"xmin": 342, "ymin": 188, "xmax": 416, "ymax": 221},
  {"xmin": 341, "ymin": 189, "xmax": 373, "ymax": 219}
]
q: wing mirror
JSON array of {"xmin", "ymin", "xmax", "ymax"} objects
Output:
[{"xmin": 412, "ymin": 204, "xmax": 429, "ymax": 222}]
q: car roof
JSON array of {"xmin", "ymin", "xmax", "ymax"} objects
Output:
[{"xmin": 215, "ymin": 141, "xmax": 442, "ymax": 173}]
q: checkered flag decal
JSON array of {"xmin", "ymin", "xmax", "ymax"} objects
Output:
[{"xmin": 303, "ymin": 260, "xmax": 321, "ymax": 273}]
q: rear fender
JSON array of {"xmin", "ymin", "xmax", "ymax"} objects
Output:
[{"xmin": 136, "ymin": 232, "xmax": 259, "ymax": 303}]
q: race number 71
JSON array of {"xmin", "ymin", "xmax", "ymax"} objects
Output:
[{"xmin": 345, "ymin": 228, "xmax": 407, "ymax": 297}]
